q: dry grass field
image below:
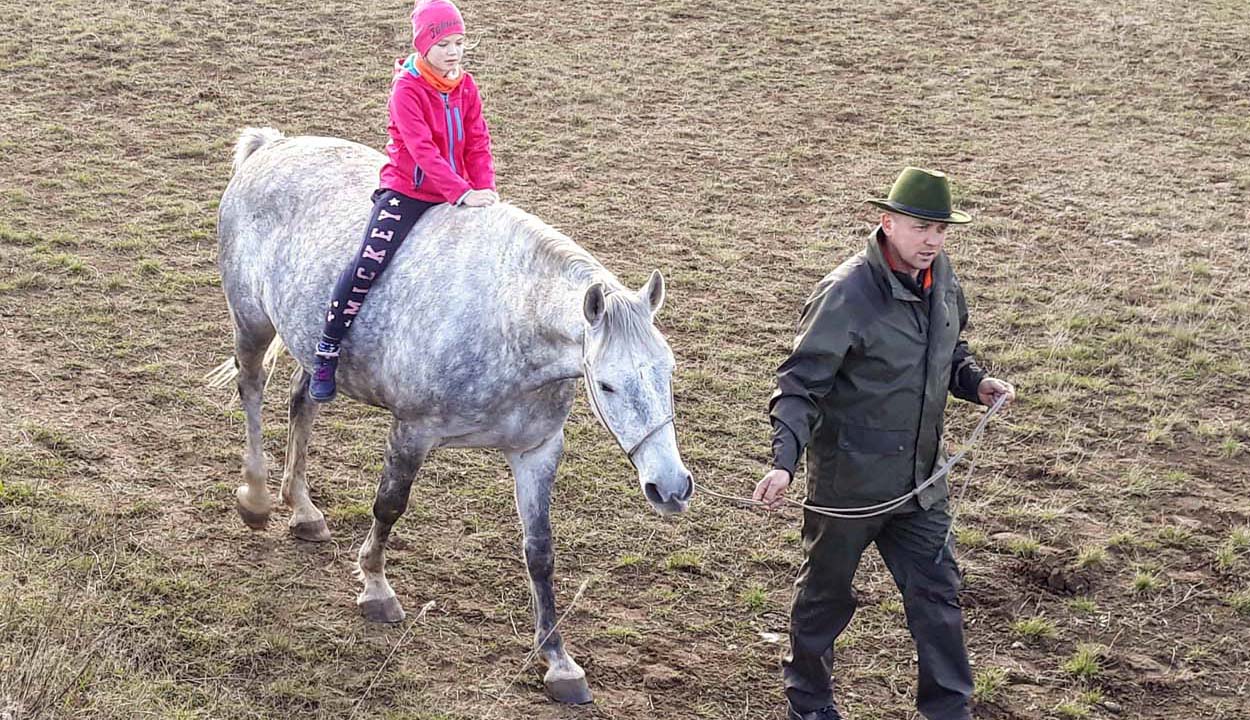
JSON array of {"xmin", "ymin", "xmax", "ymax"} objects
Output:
[{"xmin": 2, "ymin": 0, "xmax": 1249, "ymax": 718}]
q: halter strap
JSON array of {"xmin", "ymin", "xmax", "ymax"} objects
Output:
[
  {"xmin": 624, "ymin": 413, "xmax": 674, "ymax": 458},
  {"xmin": 581, "ymin": 343, "xmax": 675, "ymax": 469}
]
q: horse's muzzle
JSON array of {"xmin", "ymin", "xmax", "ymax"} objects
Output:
[{"xmin": 644, "ymin": 471, "xmax": 693, "ymax": 513}]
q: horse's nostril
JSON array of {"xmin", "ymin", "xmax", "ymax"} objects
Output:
[
  {"xmin": 643, "ymin": 481, "xmax": 664, "ymax": 506},
  {"xmin": 680, "ymin": 474, "xmax": 694, "ymax": 501}
]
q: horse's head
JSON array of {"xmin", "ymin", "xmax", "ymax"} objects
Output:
[{"xmin": 581, "ymin": 270, "xmax": 693, "ymax": 515}]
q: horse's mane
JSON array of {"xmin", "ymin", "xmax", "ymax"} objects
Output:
[
  {"xmin": 499, "ymin": 205, "xmax": 662, "ymax": 352},
  {"xmin": 500, "ymin": 205, "xmax": 621, "ymax": 291}
]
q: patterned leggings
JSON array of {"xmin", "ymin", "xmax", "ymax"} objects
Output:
[{"xmin": 318, "ymin": 189, "xmax": 439, "ymax": 354}]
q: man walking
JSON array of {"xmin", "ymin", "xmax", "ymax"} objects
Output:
[{"xmin": 754, "ymin": 167, "xmax": 1016, "ymax": 720}]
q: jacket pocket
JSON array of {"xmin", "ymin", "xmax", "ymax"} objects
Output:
[
  {"xmin": 820, "ymin": 424, "xmax": 914, "ymax": 502},
  {"xmin": 454, "ymin": 106, "xmax": 464, "ymax": 142},
  {"xmin": 837, "ymin": 424, "xmax": 911, "ymax": 454},
  {"xmin": 413, "ymin": 165, "xmax": 425, "ymax": 188}
]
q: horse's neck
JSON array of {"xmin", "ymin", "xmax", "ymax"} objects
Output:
[{"xmin": 516, "ymin": 217, "xmax": 626, "ymax": 347}]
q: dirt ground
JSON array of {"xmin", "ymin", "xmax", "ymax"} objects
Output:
[{"xmin": 2, "ymin": 0, "xmax": 1249, "ymax": 718}]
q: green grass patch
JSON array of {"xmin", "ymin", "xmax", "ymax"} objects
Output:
[
  {"xmin": 1074, "ymin": 545, "xmax": 1106, "ymax": 569},
  {"xmin": 327, "ymin": 501, "xmax": 372, "ymax": 522},
  {"xmin": 0, "ymin": 478, "xmax": 36, "ymax": 506},
  {"xmin": 1226, "ymin": 589, "xmax": 1250, "ymax": 616},
  {"xmin": 1005, "ymin": 536, "xmax": 1041, "ymax": 558},
  {"xmin": 1157, "ymin": 525, "xmax": 1193, "ymax": 547},
  {"xmin": 663, "ymin": 550, "xmax": 703, "ymax": 572},
  {"xmin": 972, "ymin": 666, "xmax": 1008, "ymax": 704},
  {"xmin": 1054, "ymin": 699, "xmax": 1091, "ymax": 719},
  {"xmin": 1068, "ymin": 597, "xmax": 1099, "ymax": 614},
  {"xmin": 1132, "ymin": 568, "xmax": 1162, "ymax": 594},
  {"xmin": 1219, "ymin": 437, "xmax": 1244, "ymax": 458},
  {"xmin": 600, "ymin": 625, "xmax": 642, "ymax": 642},
  {"xmin": 1062, "ymin": 643, "xmax": 1105, "ymax": 680},
  {"xmin": 955, "ymin": 527, "xmax": 988, "ymax": 548},
  {"xmin": 739, "ymin": 585, "xmax": 767, "ymax": 613},
  {"xmin": 615, "ymin": 553, "xmax": 643, "ymax": 568},
  {"xmin": 1011, "ymin": 616, "xmax": 1057, "ymax": 641},
  {"xmin": 1230, "ymin": 526, "xmax": 1250, "ymax": 551}
]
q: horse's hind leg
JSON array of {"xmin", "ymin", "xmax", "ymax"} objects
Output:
[
  {"xmin": 356, "ymin": 419, "xmax": 432, "ymax": 623},
  {"xmin": 233, "ymin": 321, "xmax": 275, "ymax": 529},
  {"xmin": 280, "ymin": 366, "xmax": 330, "ymax": 542},
  {"xmin": 505, "ymin": 431, "xmax": 592, "ymax": 705}
]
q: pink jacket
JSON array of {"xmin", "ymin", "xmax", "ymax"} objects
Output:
[{"xmin": 379, "ymin": 55, "xmax": 496, "ymax": 204}]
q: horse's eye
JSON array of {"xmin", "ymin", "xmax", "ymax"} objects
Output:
[{"xmin": 598, "ymin": 382, "xmax": 615, "ymax": 394}]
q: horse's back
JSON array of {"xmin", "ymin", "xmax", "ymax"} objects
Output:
[
  {"xmin": 217, "ymin": 132, "xmax": 385, "ymax": 336},
  {"xmin": 219, "ymin": 132, "xmax": 383, "ymax": 260}
]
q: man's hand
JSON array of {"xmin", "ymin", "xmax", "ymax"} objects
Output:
[
  {"xmin": 977, "ymin": 377, "xmax": 1016, "ymax": 407},
  {"xmin": 753, "ymin": 468, "xmax": 792, "ymax": 512},
  {"xmin": 461, "ymin": 189, "xmax": 498, "ymax": 207}
]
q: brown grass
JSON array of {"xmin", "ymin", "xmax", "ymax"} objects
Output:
[{"xmin": 2, "ymin": 0, "xmax": 1249, "ymax": 718}]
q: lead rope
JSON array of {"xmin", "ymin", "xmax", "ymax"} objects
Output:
[{"xmin": 693, "ymin": 394, "xmax": 1007, "ymax": 525}]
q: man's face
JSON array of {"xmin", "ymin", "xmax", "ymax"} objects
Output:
[{"xmin": 881, "ymin": 212, "xmax": 950, "ymax": 274}]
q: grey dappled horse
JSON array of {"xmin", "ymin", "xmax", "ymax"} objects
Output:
[{"xmin": 211, "ymin": 128, "xmax": 693, "ymax": 703}]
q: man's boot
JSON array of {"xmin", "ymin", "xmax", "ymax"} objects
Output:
[{"xmin": 787, "ymin": 705, "xmax": 842, "ymax": 720}]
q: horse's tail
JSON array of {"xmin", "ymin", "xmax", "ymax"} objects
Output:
[
  {"xmin": 232, "ymin": 127, "xmax": 284, "ymax": 175},
  {"xmin": 205, "ymin": 336, "xmax": 290, "ymax": 390}
]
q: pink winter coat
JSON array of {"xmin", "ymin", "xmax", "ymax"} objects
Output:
[{"xmin": 378, "ymin": 54, "xmax": 496, "ymax": 204}]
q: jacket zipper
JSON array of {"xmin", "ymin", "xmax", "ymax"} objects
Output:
[
  {"xmin": 442, "ymin": 92, "xmax": 456, "ymax": 172},
  {"xmin": 908, "ymin": 303, "xmax": 924, "ymax": 334},
  {"xmin": 912, "ymin": 301, "xmax": 929, "ymax": 492}
]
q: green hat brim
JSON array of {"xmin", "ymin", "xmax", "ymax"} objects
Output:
[{"xmin": 867, "ymin": 199, "xmax": 972, "ymax": 225}]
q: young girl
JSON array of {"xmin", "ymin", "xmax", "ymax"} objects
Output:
[{"xmin": 311, "ymin": 0, "xmax": 497, "ymax": 401}]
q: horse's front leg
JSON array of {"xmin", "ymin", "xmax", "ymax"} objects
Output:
[
  {"xmin": 356, "ymin": 419, "xmax": 431, "ymax": 623},
  {"xmin": 505, "ymin": 430, "xmax": 592, "ymax": 705}
]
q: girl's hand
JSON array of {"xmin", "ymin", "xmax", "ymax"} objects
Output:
[{"xmin": 461, "ymin": 189, "xmax": 498, "ymax": 207}]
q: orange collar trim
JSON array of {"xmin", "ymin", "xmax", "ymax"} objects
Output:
[{"xmin": 880, "ymin": 238, "xmax": 932, "ymax": 290}]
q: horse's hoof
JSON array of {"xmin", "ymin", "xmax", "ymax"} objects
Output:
[
  {"xmin": 359, "ymin": 596, "xmax": 406, "ymax": 624},
  {"xmin": 236, "ymin": 504, "xmax": 270, "ymax": 530},
  {"xmin": 545, "ymin": 673, "xmax": 593, "ymax": 705},
  {"xmin": 290, "ymin": 518, "xmax": 331, "ymax": 542}
]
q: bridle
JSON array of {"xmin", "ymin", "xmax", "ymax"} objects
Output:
[{"xmin": 581, "ymin": 337, "xmax": 675, "ymax": 469}]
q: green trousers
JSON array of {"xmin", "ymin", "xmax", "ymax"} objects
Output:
[{"xmin": 782, "ymin": 502, "xmax": 973, "ymax": 720}]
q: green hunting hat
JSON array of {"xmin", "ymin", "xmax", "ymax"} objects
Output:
[{"xmin": 867, "ymin": 166, "xmax": 972, "ymax": 224}]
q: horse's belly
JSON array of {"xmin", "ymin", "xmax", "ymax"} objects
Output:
[{"xmin": 422, "ymin": 382, "xmax": 576, "ymax": 452}]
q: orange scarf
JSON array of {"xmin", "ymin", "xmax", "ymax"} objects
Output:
[{"xmin": 416, "ymin": 57, "xmax": 464, "ymax": 94}]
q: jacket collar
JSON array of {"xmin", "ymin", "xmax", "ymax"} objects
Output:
[
  {"xmin": 400, "ymin": 53, "xmax": 463, "ymax": 96},
  {"xmin": 866, "ymin": 227, "xmax": 925, "ymax": 303}
]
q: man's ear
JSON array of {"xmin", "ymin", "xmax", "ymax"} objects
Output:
[{"xmin": 880, "ymin": 212, "xmax": 894, "ymax": 234}]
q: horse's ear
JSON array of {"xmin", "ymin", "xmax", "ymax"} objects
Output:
[
  {"xmin": 583, "ymin": 282, "xmax": 607, "ymax": 328},
  {"xmin": 639, "ymin": 270, "xmax": 665, "ymax": 317}
]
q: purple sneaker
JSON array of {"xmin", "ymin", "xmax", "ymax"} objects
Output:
[{"xmin": 310, "ymin": 354, "xmax": 338, "ymax": 402}]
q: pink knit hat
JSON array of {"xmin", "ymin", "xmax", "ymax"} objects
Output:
[{"xmin": 411, "ymin": 0, "xmax": 465, "ymax": 55}]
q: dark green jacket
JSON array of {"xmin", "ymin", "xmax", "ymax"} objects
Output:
[{"xmin": 769, "ymin": 229, "xmax": 986, "ymax": 510}]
